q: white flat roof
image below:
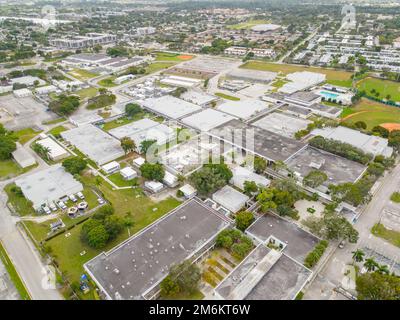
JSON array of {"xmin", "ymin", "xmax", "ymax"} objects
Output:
[
  {"xmin": 231, "ymin": 166, "xmax": 270, "ymax": 190},
  {"xmin": 120, "ymin": 166, "xmax": 137, "ymax": 177},
  {"xmin": 37, "ymin": 137, "xmax": 69, "ymax": 159},
  {"xmin": 212, "ymin": 185, "xmax": 249, "ymax": 213},
  {"xmin": 12, "ymin": 147, "xmax": 36, "ymax": 168},
  {"xmin": 217, "ymin": 99, "xmax": 268, "ymax": 120},
  {"xmin": 108, "ymin": 118, "xmax": 159, "ymax": 140},
  {"xmin": 142, "ymin": 95, "xmax": 202, "ymax": 119},
  {"xmin": 181, "ymin": 109, "xmax": 236, "ymax": 132},
  {"xmin": 180, "ymin": 90, "xmax": 217, "ymax": 106},
  {"xmin": 61, "ymin": 124, "xmax": 125, "ymax": 165},
  {"xmin": 15, "ymin": 164, "xmax": 83, "ymax": 209},
  {"xmin": 102, "ymin": 161, "xmax": 120, "ymax": 171}
]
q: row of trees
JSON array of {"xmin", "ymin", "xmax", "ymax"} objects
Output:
[
  {"xmin": 215, "ymin": 229, "xmax": 253, "ymax": 260},
  {"xmin": 309, "ymin": 136, "xmax": 373, "ymax": 165}
]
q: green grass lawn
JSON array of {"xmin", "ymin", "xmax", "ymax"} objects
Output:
[
  {"xmin": 227, "ymin": 19, "xmax": 269, "ymax": 30},
  {"xmin": 371, "ymin": 223, "xmax": 400, "ymax": 248},
  {"xmin": 98, "ymin": 77, "xmax": 117, "ymax": 88},
  {"xmin": 271, "ymin": 78, "xmax": 288, "ymax": 89},
  {"xmin": 74, "ymin": 87, "xmax": 98, "ymax": 100},
  {"xmin": 101, "ymin": 113, "xmax": 150, "ymax": 131},
  {"xmin": 12, "ymin": 128, "xmax": 42, "ymax": 145},
  {"xmin": 154, "ymin": 52, "xmax": 194, "ymax": 62},
  {"xmin": 356, "ymin": 77, "xmax": 400, "ymax": 102},
  {"xmin": 107, "ymin": 172, "xmax": 136, "ymax": 187},
  {"xmin": 241, "ymin": 61, "xmax": 353, "ymax": 87},
  {"xmin": 0, "ymin": 160, "xmax": 23, "ymax": 180},
  {"xmin": 340, "ymin": 98, "xmax": 400, "ymax": 130},
  {"xmin": 48, "ymin": 125, "xmax": 68, "ymax": 136},
  {"xmin": 215, "ymin": 92, "xmax": 241, "ymax": 101},
  {"xmin": 146, "ymin": 62, "xmax": 177, "ymax": 74},
  {"xmin": 67, "ymin": 69, "xmax": 99, "ymax": 81},
  {"xmin": 4, "ymin": 183, "xmax": 36, "ymax": 216},
  {"xmin": 390, "ymin": 192, "xmax": 400, "ymax": 203},
  {"xmin": 42, "ymin": 117, "xmax": 66, "ymax": 125},
  {"xmin": 0, "ymin": 241, "xmax": 31, "ymax": 300}
]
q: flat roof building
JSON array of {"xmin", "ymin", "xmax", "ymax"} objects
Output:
[
  {"xmin": 212, "ymin": 185, "xmax": 249, "ymax": 213},
  {"xmin": 84, "ymin": 199, "xmax": 230, "ymax": 300},
  {"xmin": 180, "ymin": 90, "xmax": 218, "ymax": 107},
  {"xmin": 36, "ymin": 137, "xmax": 69, "ymax": 161},
  {"xmin": 227, "ymin": 68, "xmax": 277, "ymax": 84},
  {"xmin": 279, "ymin": 71, "xmax": 326, "ymax": 94},
  {"xmin": 12, "ymin": 147, "xmax": 36, "ymax": 168},
  {"xmin": 230, "ymin": 166, "xmax": 270, "ymax": 191},
  {"xmin": 181, "ymin": 109, "xmax": 236, "ymax": 132},
  {"xmin": 61, "ymin": 124, "xmax": 125, "ymax": 165},
  {"xmin": 311, "ymin": 126, "xmax": 393, "ymax": 157},
  {"xmin": 15, "ymin": 164, "xmax": 83, "ymax": 210},
  {"xmin": 142, "ymin": 96, "xmax": 202, "ymax": 120},
  {"xmin": 217, "ymin": 99, "xmax": 268, "ymax": 120}
]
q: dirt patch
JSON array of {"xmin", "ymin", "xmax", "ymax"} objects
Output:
[
  {"xmin": 380, "ymin": 123, "xmax": 400, "ymax": 132},
  {"xmin": 177, "ymin": 55, "xmax": 193, "ymax": 60}
]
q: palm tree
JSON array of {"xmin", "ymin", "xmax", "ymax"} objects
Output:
[
  {"xmin": 352, "ymin": 249, "xmax": 365, "ymax": 263},
  {"xmin": 364, "ymin": 258, "xmax": 378, "ymax": 272},
  {"xmin": 377, "ymin": 264, "xmax": 390, "ymax": 275}
]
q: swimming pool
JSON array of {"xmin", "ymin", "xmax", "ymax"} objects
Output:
[{"xmin": 320, "ymin": 91, "xmax": 339, "ymax": 100}]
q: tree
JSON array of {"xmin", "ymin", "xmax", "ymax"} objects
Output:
[
  {"xmin": 372, "ymin": 126, "xmax": 389, "ymax": 138},
  {"xmin": 0, "ymin": 125, "xmax": 16, "ymax": 160},
  {"xmin": 354, "ymin": 121, "xmax": 367, "ymax": 130},
  {"xmin": 190, "ymin": 163, "xmax": 232, "ymax": 196},
  {"xmin": 352, "ymin": 249, "xmax": 365, "ymax": 263},
  {"xmin": 104, "ymin": 215, "xmax": 124, "ymax": 240},
  {"xmin": 235, "ymin": 211, "xmax": 254, "ymax": 231},
  {"xmin": 243, "ymin": 180, "xmax": 258, "ymax": 196},
  {"xmin": 257, "ymin": 189, "xmax": 277, "ymax": 212},
  {"xmin": 356, "ymin": 272, "xmax": 400, "ymax": 300},
  {"xmin": 303, "ymin": 170, "xmax": 327, "ymax": 188},
  {"xmin": 125, "ymin": 103, "xmax": 142, "ymax": 118},
  {"xmin": 86, "ymin": 225, "xmax": 109, "ymax": 249},
  {"xmin": 364, "ymin": 258, "xmax": 378, "ymax": 272},
  {"xmin": 32, "ymin": 143, "xmax": 50, "ymax": 161},
  {"xmin": 140, "ymin": 139, "xmax": 157, "ymax": 154},
  {"xmin": 140, "ymin": 162, "xmax": 165, "ymax": 181},
  {"xmin": 254, "ymin": 156, "xmax": 267, "ymax": 174},
  {"xmin": 120, "ymin": 137, "xmax": 136, "ymax": 154},
  {"xmin": 62, "ymin": 157, "xmax": 87, "ymax": 175},
  {"xmin": 48, "ymin": 95, "xmax": 80, "ymax": 116},
  {"xmin": 377, "ymin": 264, "xmax": 390, "ymax": 275},
  {"xmin": 160, "ymin": 275, "xmax": 180, "ymax": 297}
]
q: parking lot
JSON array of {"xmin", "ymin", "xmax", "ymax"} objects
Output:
[{"xmin": 0, "ymin": 95, "xmax": 58, "ymax": 130}]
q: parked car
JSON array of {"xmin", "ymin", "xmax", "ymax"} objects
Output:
[
  {"xmin": 338, "ymin": 240, "xmax": 346, "ymax": 249},
  {"xmin": 69, "ymin": 194, "xmax": 78, "ymax": 203},
  {"xmin": 97, "ymin": 198, "xmax": 105, "ymax": 205},
  {"xmin": 77, "ymin": 192, "xmax": 85, "ymax": 200},
  {"xmin": 49, "ymin": 204, "xmax": 58, "ymax": 212},
  {"xmin": 43, "ymin": 206, "xmax": 51, "ymax": 215},
  {"xmin": 57, "ymin": 201, "xmax": 67, "ymax": 210}
]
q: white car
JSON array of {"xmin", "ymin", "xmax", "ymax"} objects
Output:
[
  {"xmin": 76, "ymin": 192, "xmax": 85, "ymax": 200},
  {"xmin": 69, "ymin": 194, "xmax": 78, "ymax": 203},
  {"xmin": 43, "ymin": 206, "xmax": 51, "ymax": 215},
  {"xmin": 57, "ymin": 201, "xmax": 67, "ymax": 210},
  {"xmin": 49, "ymin": 204, "xmax": 58, "ymax": 212},
  {"xmin": 97, "ymin": 198, "xmax": 105, "ymax": 205}
]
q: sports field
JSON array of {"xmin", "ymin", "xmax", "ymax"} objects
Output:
[
  {"xmin": 154, "ymin": 52, "xmax": 194, "ymax": 62},
  {"xmin": 227, "ymin": 19, "xmax": 269, "ymax": 30},
  {"xmin": 341, "ymin": 98, "xmax": 400, "ymax": 130},
  {"xmin": 356, "ymin": 77, "xmax": 400, "ymax": 102},
  {"xmin": 240, "ymin": 61, "xmax": 353, "ymax": 87}
]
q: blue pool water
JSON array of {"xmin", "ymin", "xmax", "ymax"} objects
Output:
[{"xmin": 320, "ymin": 91, "xmax": 339, "ymax": 100}]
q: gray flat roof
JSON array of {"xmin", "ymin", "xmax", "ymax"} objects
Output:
[
  {"xmin": 217, "ymin": 99, "xmax": 268, "ymax": 120},
  {"xmin": 245, "ymin": 253, "xmax": 311, "ymax": 300},
  {"xmin": 61, "ymin": 124, "xmax": 125, "ymax": 165},
  {"xmin": 212, "ymin": 185, "xmax": 249, "ymax": 213},
  {"xmin": 288, "ymin": 91, "xmax": 321, "ymax": 103},
  {"xmin": 215, "ymin": 244, "xmax": 311, "ymax": 300},
  {"xmin": 251, "ymin": 112, "xmax": 311, "ymax": 138},
  {"xmin": 142, "ymin": 96, "xmax": 202, "ymax": 120},
  {"xmin": 247, "ymin": 213, "xmax": 319, "ymax": 263},
  {"xmin": 286, "ymin": 146, "xmax": 366, "ymax": 186},
  {"xmin": 84, "ymin": 199, "xmax": 230, "ymax": 300},
  {"xmin": 209, "ymin": 119, "xmax": 306, "ymax": 162},
  {"xmin": 108, "ymin": 118, "xmax": 159, "ymax": 139},
  {"xmin": 15, "ymin": 164, "xmax": 83, "ymax": 209},
  {"xmin": 228, "ymin": 68, "xmax": 277, "ymax": 83}
]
